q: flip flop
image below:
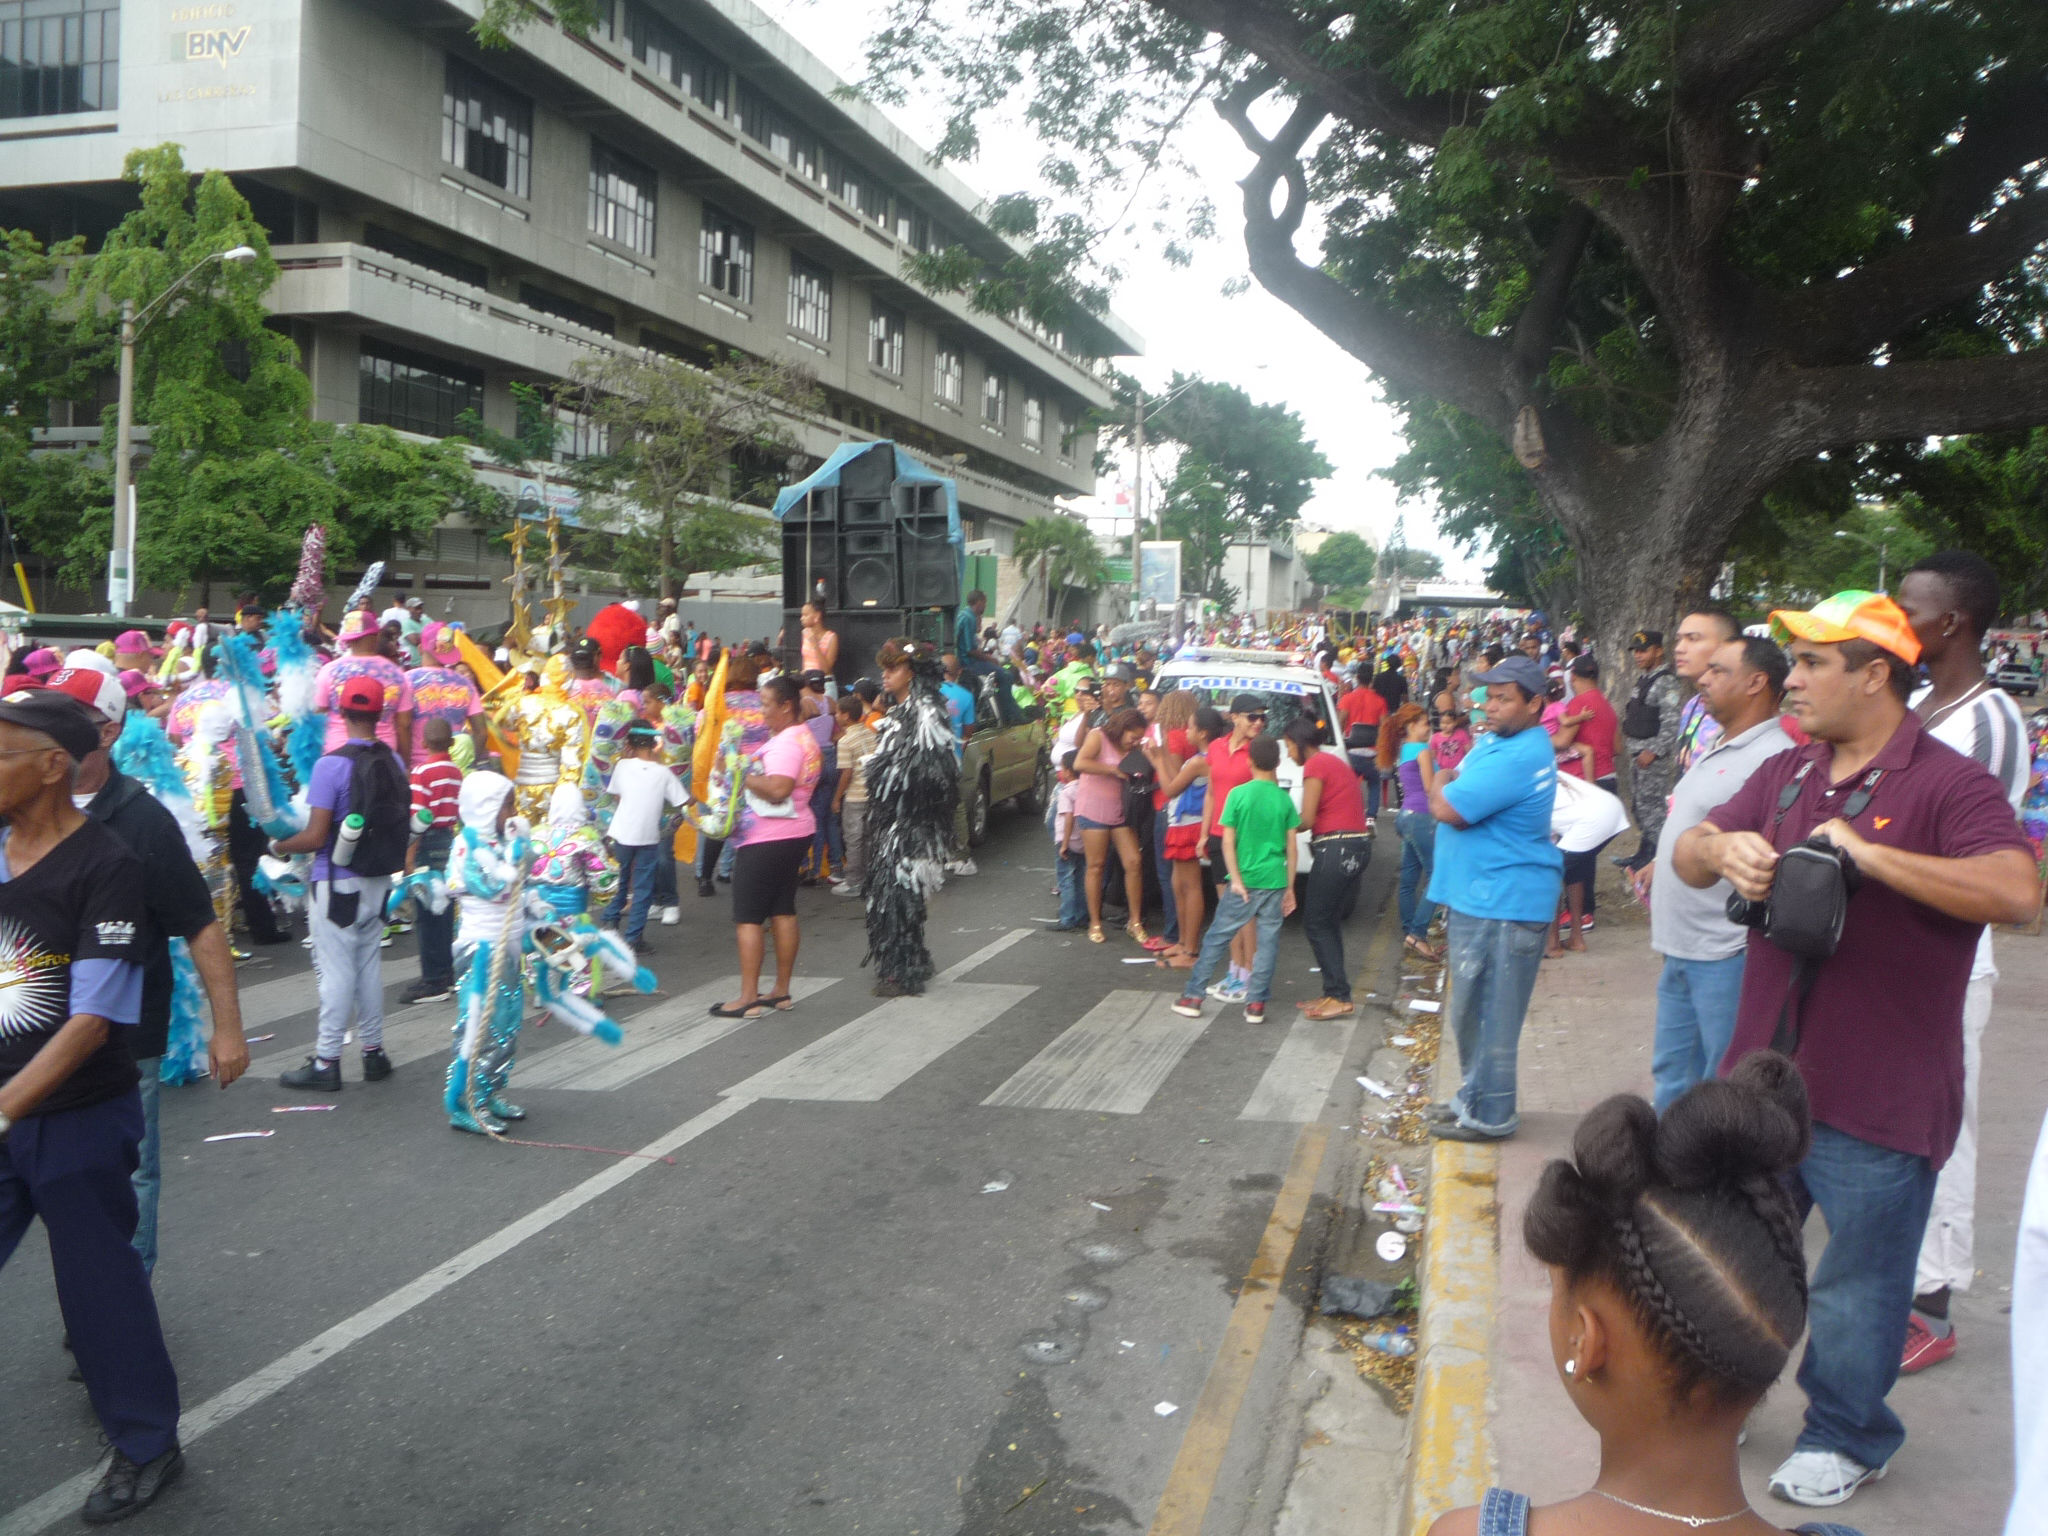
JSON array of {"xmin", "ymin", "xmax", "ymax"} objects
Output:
[{"xmin": 709, "ymin": 1000, "xmax": 766, "ymax": 1019}]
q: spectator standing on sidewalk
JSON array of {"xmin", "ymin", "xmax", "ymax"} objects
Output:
[
  {"xmin": 1283, "ymin": 716, "xmax": 1371, "ymax": 1018},
  {"xmin": 1673, "ymin": 590, "xmax": 2038, "ymax": 1510},
  {"xmin": 51, "ymin": 669, "xmax": 251, "ymax": 1279},
  {"xmin": 1423, "ymin": 654, "xmax": 1561, "ymax": 1143},
  {"xmin": 400, "ymin": 716, "xmax": 463, "ymax": 1006},
  {"xmin": 1619, "ymin": 631, "xmax": 1685, "ymax": 872},
  {"xmin": 1672, "ymin": 608, "xmax": 1743, "ymax": 774},
  {"xmin": 1640, "ymin": 636, "xmax": 1792, "ymax": 1111},
  {"xmin": 603, "ymin": 725, "xmax": 685, "ymax": 952},
  {"xmin": 830, "ymin": 693, "xmax": 875, "ymax": 897},
  {"xmin": 1383, "ymin": 705, "xmax": 1443, "ymax": 961},
  {"xmin": 0, "ymin": 690, "xmax": 183, "ymax": 1523},
  {"xmin": 1893, "ymin": 551, "xmax": 2031, "ymax": 1374}
]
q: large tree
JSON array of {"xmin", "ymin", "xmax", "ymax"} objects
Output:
[
  {"xmin": 832, "ymin": 0, "xmax": 2048, "ymax": 666},
  {"xmin": 1305, "ymin": 529, "xmax": 1376, "ymax": 591}
]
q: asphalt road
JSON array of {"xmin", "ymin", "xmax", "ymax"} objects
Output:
[{"xmin": 0, "ymin": 804, "xmax": 1397, "ymax": 1535}]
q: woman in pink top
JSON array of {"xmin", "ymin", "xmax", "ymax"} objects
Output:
[
  {"xmin": 714, "ymin": 675, "xmax": 820, "ymax": 1019},
  {"xmin": 1072, "ymin": 707, "xmax": 1151, "ymax": 946}
]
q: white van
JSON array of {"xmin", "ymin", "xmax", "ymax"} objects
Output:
[{"xmin": 1151, "ymin": 646, "xmax": 1350, "ymax": 872}]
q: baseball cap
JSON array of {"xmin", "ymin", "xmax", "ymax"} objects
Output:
[
  {"xmin": 337, "ymin": 610, "xmax": 379, "ymax": 642},
  {"xmin": 1103, "ymin": 661, "xmax": 1136, "ymax": 683},
  {"xmin": 404, "ymin": 595, "xmax": 424, "ymax": 611},
  {"xmin": 65, "ymin": 648, "xmax": 120, "ymax": 677},
  {"xmin": 118, "ymin": 668, "xmax": 160, "ymax": 701},
  {"xmin": 337, "ymin": 675, "xmax": 385, "ymax": 713},
  {"xmin": 1569, "ymin": 653, "xmax": 1600, "ymax": 679},
  {"xmin": 0, "ymin": 688, "xmax": 103, "ymax": 759},
  {"xmin": 800, "ymin": 669, "xmax": 828, "ymax": 688},
  {"xmin": 114, "ymin": 628, "xmax": 161, "ymax": 655},
  {"xmin": 1770, "ymin": 590, "xmax": 1922, "ymax": 665},
  {"xmin": 1471, "ymin": 654, "xmax": 1550, "ymax": 697},
  {"xmin": 1630, "ymin": 629, "xmax": 1664, "ymax": 649},
  {"xmin": 20, "ymin": 647, "xmax": 60, "ymax": 677},
  {"xmin": 1065, "ymin": 631, "xmax": 1086, "ymax": 645},
  {"xmin": 43, "ymin": 667, "xmax": 127, "ymax": 723},
  {"xmin": 1229, "ymin": 692, "xmax": 1267, "ymax": 715}
]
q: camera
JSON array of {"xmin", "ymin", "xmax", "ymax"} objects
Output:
[{"xmin": 1725, "ymin": 836, "xmax": 1861, "ymax": 959}]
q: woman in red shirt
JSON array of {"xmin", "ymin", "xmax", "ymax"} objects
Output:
[{"xmin": 1284, "ymin": 718, "xmax": 1371, "ymax": 1018}]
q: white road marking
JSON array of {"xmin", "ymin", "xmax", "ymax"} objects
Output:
[
  {"xmin": 722, "ymin": 982, "xmax": 1035, "ymax": 1102},
  {"xmin": 230, "ymin": 958, "xmax": 411, "ymax": 1031},
  {"xmin": 246, "ymin": 1010, "xmax": 457, "ymax": 1079},
  {"xmin": 935, "ymin": 926, "xmax": 1035, "ymax": 982},
  {"xmin": 515, "ymin": 976, "xmax": 839, "ymax": 1091},
  {"xmin": 1237, "ymin": 1012, "xmax": 1359, "ymax": 1122},
  {"xmin": 981, "ymin": 989, "xmax": 1211, "ymax": 1115},
  {"xmin": 0, "ymin": 1095, "xmax": 754, "ymax": 1536}
]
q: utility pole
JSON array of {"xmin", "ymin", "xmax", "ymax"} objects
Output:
[
  {"xmin": 1131, "ymin": 387, "xmax": 1145, "ymax": 619},
  {"xmin": 109, "ymin": 299, "xmax": 136, "ymax": 617}
]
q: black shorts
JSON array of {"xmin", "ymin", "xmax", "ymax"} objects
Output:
[
  {"xmin": 1205, "ymin": 832, "xmax": 1225, "ymax": 869},
  {"xmin": 731, "ymin": 836, "xmax": 807, "ymax": 926}
]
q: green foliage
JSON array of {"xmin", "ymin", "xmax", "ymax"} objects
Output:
[
  {"xmin": 1726, "ymin": 501, "xmax": 1932, "ymax": 614},
  {"xmin": 1879, "ymin": 430, "xmax": 2048, "ymax": 616},
  {"xmin": 1012, "ymin": 512, "xmax": 1108, "ymax": 623},
  {"xmin": 1304, "ymin": 531, "xmax": 1375, "ymax": 591},
  {"xmin": 1127, "ymin": 374, "xmax": 1331, "ymax": 541},
  {"xmin": 472, "ymin": 0, "xmax": 609, "ymax": 50},
  {"xmin": 559, "ymin": 349, "xmax": 820, "ymax": 596},
  {"xmin": 1378, "ymin": 544, "xmax": 1445, "ymax": 582}
]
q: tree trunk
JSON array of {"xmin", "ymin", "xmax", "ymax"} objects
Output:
[{"xmin": 659, "ymin": 513, "xmax": 675, "ymax": 602}]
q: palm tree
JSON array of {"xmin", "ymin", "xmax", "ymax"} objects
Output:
[{"xmin": 1011, "ymin": 514, "xmax": 1108, "ymax": 627}]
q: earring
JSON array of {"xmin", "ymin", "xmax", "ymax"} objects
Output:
[{"xmin": 1563, "ymin": 1358, "xmax": 1577, "ymax": 1378}]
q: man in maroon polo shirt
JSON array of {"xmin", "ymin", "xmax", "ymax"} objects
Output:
[{"xmin": 1674, "ymin": 590, "xmax": 2038, "ymax": 1511}]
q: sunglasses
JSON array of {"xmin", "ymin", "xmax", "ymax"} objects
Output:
[{"xmin": 1239, "ymin": 712, "xmax": 1268, "ymax": 722}]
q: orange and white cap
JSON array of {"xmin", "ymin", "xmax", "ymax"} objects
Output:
[{"xmin": 1770, "ymin": 590, "xmax": 1921, "ymax": 666}]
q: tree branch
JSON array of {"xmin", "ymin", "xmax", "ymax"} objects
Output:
[
  {"xmin": 1674, "ymin": 0, "xmax": 1854, "ymax": 111},
  {"xmin": 1761, "ymin": 350, "xmax": 2048, "ymax": 467},
  {"xmin": 1915, "ymin": 71, "xmax": 2048, "ymax": 240},
  {"xmin": 1509, "ymin": 206, "xmax": 1595, "ymax": 384}
]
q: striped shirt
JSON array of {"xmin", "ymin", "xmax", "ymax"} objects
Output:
[
  {"xmin": 1911, "ymin": 677, "xmax": 2028, "ymax": 978},
  {"xmin": 411, "ymin": 756, "xmax": 463, "ymax": 830}
]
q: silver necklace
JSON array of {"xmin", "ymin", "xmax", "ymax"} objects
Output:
[
  {"xmin": 1590, "ymin": 1489, "xmax": 1751, "ymax": 1527},
  {"xmin": 1919, "ymin": 676, "xmax": 1993, "ymax": 732}
]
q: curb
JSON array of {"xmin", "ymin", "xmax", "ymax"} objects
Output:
[{"xmin": 1401, "ymin": 989, "xmax": 1503, "ymax": 1536}]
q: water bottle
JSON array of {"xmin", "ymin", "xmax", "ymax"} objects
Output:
[
  {"xmin": 332, "ymin": 812, "xmax": 366, "ymax": 869},
  {"xmin": 1360, "ymin": 1328, "xmax": 1416, "ymax": 1358},
  {"xmin": 411, "ymin": 805, "xmax": 433, "ymax": 836}
]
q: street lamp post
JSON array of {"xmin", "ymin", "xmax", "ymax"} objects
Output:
[
  {"xmin": 108, "ymin": 243, "xmax": 258, "ymax": 616},
  {"xmin": 1832, "ymin": 524, "xmax": 1898, "ymax": 591}
]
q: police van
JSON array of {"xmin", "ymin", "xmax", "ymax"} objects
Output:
[{"xmin": 1151, "ymin": 646, "xmax": 1350, "ymax": 871}]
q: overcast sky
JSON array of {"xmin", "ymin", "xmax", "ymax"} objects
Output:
[{"xmin": 743, "ymin": 0, "xmax": 1479, "ymax": 578}]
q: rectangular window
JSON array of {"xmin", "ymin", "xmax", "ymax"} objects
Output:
[
  {"xmin": 734, "ymin": 80, "xmax": 769, "ymax": 144},
  {"xmin": 624, "ymin": 0, "xmax": 724, "ymax": 113},
  {"xmin": 358, "ymin": 337, "xmax": 483, "ymax": 438},
  {"xmin": 1023, "ymin": 395, "xmax": 1044, "ymax": 448},
  {"xmin": 698, "ymin": 206, "xmax": 753, "ymax": 304},
  {"xmin": 787, "ymin": 256, "xmax": 831, "ymax": 342},
  {"xmin": 0, "ymin": 0, "xmax": 119, "ymax": 119},
  {"xmin": 1055, "ymin": 406, "xmax": 1074, "ymax": 462},
  {"xmin": 933, "ymin": 344, "xmax": 963, "ymax": 405},
  {"xmin": 589, "ymin": 142, "xmax": 657, "ymax": 256},
  {"xmin": 518, "ymin": 283, "xmax": 616, "ymax": 335},
  {"xmin": 981, "ymin": 370, "xmax": 1007, "ymax": 429},
  {"xmin": 441, "ymin": 57, "xmax": 532, "ymax": 198},
  {"xmin": 868, "ymin": 302, "xmax": 904, "ymax": 375},
  {"xmin": 554, "ymin": 405, "xmax": 609, "ymax": 462},
  {"xmin": 588, "ymin": 0, "xmax": 616, "ymax": 40}
]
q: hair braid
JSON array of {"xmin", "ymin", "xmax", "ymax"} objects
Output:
[
  {"xmin": 1612, "ymin": 1214, "xmax": 1740, "ymax": 1383},
  {"xmin": 1740, "ymin": 1175, "xmax": 1809, "ymax": 1309}
]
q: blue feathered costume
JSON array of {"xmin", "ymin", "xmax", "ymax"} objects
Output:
[{"xmin": 859, "ymin": 639, "xmax": 958, "ymax": 996}]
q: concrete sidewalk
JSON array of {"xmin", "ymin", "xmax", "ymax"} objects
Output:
[{"xmin": 1479, "ymin": 896, "xmax": 2046, "ymax": 1533}]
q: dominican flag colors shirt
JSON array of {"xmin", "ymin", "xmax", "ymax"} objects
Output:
[{"xmin": 0, "ymin": 818, "xmax": 147, "ymax": 1116}]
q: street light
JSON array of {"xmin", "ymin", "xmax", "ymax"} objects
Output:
[
  {"xmin": 1832, "ymin": 523, "xmax": 1899, "ymax": 591},
  {"xmin": 108, "ymin": 243, "xmax": 260, "ymax": 616}
]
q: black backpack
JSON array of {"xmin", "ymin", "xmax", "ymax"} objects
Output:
[{"xmin": 336, "ymin": 741, "xmax": 411, "ymax": 877}]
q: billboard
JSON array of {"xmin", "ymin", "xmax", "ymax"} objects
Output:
[{"xmin": 1138, "ymin": 541, "xmax": 1182, "ymax": 605}]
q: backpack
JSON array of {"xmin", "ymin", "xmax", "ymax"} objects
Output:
[{"xmin": 336, "ymin": 740, "xmax": 411, "ymax": 877}]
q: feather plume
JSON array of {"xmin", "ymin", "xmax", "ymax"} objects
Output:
[
  {"xmin": 289, "ymin": 523, "xmax": 328, "ymax": 610},
  {"xmin": 344, "ymin": 560, "xmax": 385, "ymax": 616}
]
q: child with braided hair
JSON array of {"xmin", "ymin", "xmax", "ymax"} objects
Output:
[{"xmin": 1430, "ymin": 1052, "xmax": 1866, "ymax": 1536}]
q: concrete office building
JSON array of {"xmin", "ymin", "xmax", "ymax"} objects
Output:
[{"xmin": 0, "ymin": 0, "xmax": 1139, "ymax": 625}]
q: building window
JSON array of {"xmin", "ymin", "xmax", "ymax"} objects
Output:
[
  {"xmin": 1055, "ymin": 406, "xmax": 1074, "ymax": 462},
  {"xmin": 587, "ymin": 0, "xmax": 616, "ymax": 40},
  {"xmin": 358, "ymin": 338, "xmax": 483, "ymax": 438},
  {"xmin": 981, "ymin": 370, "xmax": 1007, "ymax": 430},
  {"xmin": 933, "ymin": 344, "xmax": 963, "ymax": 406},
  {"xmin": 698, "ymin": 206, "xmax": 753, "ymax": 304},
  {"xmin": 554, "ymin": 405, "xmax": 609, "ymax": 463},
  {"xmin": 442, "ymin": 58, "xmax": 532, "ymax": 198},
  {"xmin": 1023, "ymin": 395, "xmax": 1044, "ymax": 449},
  {"xmin": 362, "ymin": 224, "xmax": 489, "ymax": 290},
  {"xmin": 589, "ymin": 143, "xmax": 656, "ymax": 256},
  {"xmin": 788, "ymin": 256, "xmax": 831, "ymax": 343},
  {"xmin": 0, "ymin": 0, "xmax": 119, "ymax": 118},
  {"xmin": 518, "ymin": 283, "xmax": 615, "ymax": 335},
  {"xmin": 868, "ymin": 303, "xmax": 904, "ymax": 375}
]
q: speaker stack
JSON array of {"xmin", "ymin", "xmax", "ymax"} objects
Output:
[{"xmin": 782, "ymin": 443, "xmax": 961, "ymax": 685}]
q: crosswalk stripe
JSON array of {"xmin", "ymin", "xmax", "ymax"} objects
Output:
[
  {"xmin": 723, "ymin": 981, "xmax": 1036, "ymax": 1102},
  {"xmin": 246, "ymin": 1008, "xmax": 457, "ymax": 1079},
  {"xmin": 515, "ymin": 976, "xmax": 840, "ymax": 1091},
  {"xmin": 230, "ymin": 958, "xmax": 412, "ymax": 1031},
  {"xmin": 1237, "ymin": 1012, "xmax": 1359, "ymax": 1122},
  {"xmin": 981, "ymin": 989, "xmax": 1210, "ymax": 1115}
]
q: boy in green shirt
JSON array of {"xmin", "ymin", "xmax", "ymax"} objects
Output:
[{"xmin": 1173, "ymin": 737, "xmax": 1298, "ymax": 1023}]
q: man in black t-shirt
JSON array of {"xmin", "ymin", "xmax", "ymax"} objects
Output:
[
  {"xmin": 0, "ymin": 689, "xmax": 184, "ymax": 1522},
  {"xmin": 48, "ymin": 667, "xmax": 249, "ymax": 1279}
]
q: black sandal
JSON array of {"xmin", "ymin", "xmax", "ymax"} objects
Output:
[
  {"xmin": 708, "ymin": 1000, "xmax": 766, "ymax": 1019},
  {"xmin": 758, "ymin": 994, "xmax": 794, "ymax": 1011}
]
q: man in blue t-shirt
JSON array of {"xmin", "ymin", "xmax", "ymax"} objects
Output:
[
  {"xmin": 1422, "ymin": 654, "xmax": 1562, "ymax": 1141},
  {"xmin": 939, "ymin": 653, "xmax": 976, "ymax": 756}
]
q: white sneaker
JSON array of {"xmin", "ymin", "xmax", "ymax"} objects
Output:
[
  {"xmin": 660, "ymin": 906, "xmax": 680, "ymax": 925},
  {"xmin": 832, "ymin": 882, "xmax": 862, "ymax": 898},
  {"xmin": 1768, "ymin": 1448, "xmax": 1885, "ymax": 1507},
  {"xmin": 944, "ymin": 858, "xmax": 978, "ymax": 876}
]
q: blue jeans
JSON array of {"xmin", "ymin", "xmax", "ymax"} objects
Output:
[
  {"xmin": 1396, "ymin": 811, "xmax": 1438, "ymax": 940},
  {"xmin": 1153, "ymin": 823, "xmax": 1179, "ymax": 944},
  {"xmin": 652, "ymin": 839, "xmax": 678, "ymax": 906},
  {"xmin": 1444, "ymin": 910, "xmax": 1548, "ymax": 1135},
  {"xmin": 1184, "ymin": 886, "xmax": 1286, "ymax": 1004},
  {"xmin": 414, "ymin": 824, "xmax": 455, "ymax": 989},
  {"xmin": 605, "ymin": 842, "xmax": 661, "ymax": 942},
  {"xmin": 1650, "ymin": 953, "xmax": 1747, "ymax": 1112},
  {"xmin": 1359, "ymin": 761, "xmax": 1382, "ymax": 818},
  {"xmin": 1788, "ymin": 1124, "xmax": 1938, "ymax": 1470},
  {"xmin": 810, "ymin": 766, "xmax": 843, "ymax": 875},
  {"xmin": 131, "ymin": 1061, "xmax": 161, "ymax": 1277},
  {"xmin": 1055, "ymin": 849, "xmax": 1088, "ymax": 929}
]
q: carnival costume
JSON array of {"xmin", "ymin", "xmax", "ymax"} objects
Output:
[
  {"xmin": 533, "ymin": 783, "xmax": 617, "ymax": 922},
  {"xmin": 510, "ymin": 657, "xmax": 588, "ymax": 822},
  {"xmin": 113, "ymin": 712, "xmax": 215, "ymax": 1086},
  {"xmin": 860, "ymin": 642, "xmax": 959, "ymax": 995},
  {"xmin": 444, "ymin": 771, "xmax": 654, "ymax": 1136}
]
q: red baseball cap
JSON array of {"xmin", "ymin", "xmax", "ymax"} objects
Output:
[
  {"xmin": 336, "ymin": 676, "xmax": 385, "ymax": 712},
  {"xmin": 42, "ymin": 667, "xmax": 127, "ymax": 724}
]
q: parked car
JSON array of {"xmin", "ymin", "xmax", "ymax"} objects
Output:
[
  {"xmin": 959, "ymin": 676, "xmax": 1053, "ymax": 846},
  {"xmin": 1996, "ymin": 663, "xmax": 2042, "ymax": 698}
]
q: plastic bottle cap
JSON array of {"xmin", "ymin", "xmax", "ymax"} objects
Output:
[{"xmin": 342, "ymin": 813, "xmax": 365, "ymax": 829}]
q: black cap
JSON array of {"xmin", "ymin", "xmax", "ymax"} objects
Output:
[
  {"xmin": 1103, "ymin": 662, "xmax": 1136, "ymax": 683},
  {"xmin": 0, "ymin": 688, "xmax": 103, "ymax": 760},
  {"xmin": 1569, "ymin": 653, "xmax": 1600, "ymax": 679},
  {"xmin": 800, "ymin": 669, "xmax": 828, "ymax": 688},
  {"xmin": 1631, "ymin": 630, "xmax": 1664, "ymax": 649},
  {"xmin": 1229, "ymin": 692, "xmax": 1266, "ymax": 714}
]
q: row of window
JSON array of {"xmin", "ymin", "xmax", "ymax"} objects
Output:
[{"xmin": 0, "ymin": 0, "xmax": 118, "ymax": 119}]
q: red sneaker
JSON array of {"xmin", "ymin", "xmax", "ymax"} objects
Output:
[{"xmin": 1900, "ymin": 1314, "xmax": 1957, "ymax": 1373}]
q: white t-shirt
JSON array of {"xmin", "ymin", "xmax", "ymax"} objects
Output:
[
  {"xmin": 1910, "ymin": 678, "xmax": 2029, "ymax": 979},
  {"xmin": 605, "ymin": 757, "xmax": 685, "ymax": 846}
]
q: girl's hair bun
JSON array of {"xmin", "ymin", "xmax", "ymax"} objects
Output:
[
  {"xmin": 1656, "ymin": 1050, "xmax": 1811, "ymax": 1193},
  {"xmin": 1569, "ymin": 1093, "xmax": 1658, "ymax": 1206}
]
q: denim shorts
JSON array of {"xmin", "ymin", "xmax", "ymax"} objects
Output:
[{"xmin": 1075, "ymin": 815, "xmax": 1122, "ymax": 831}]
